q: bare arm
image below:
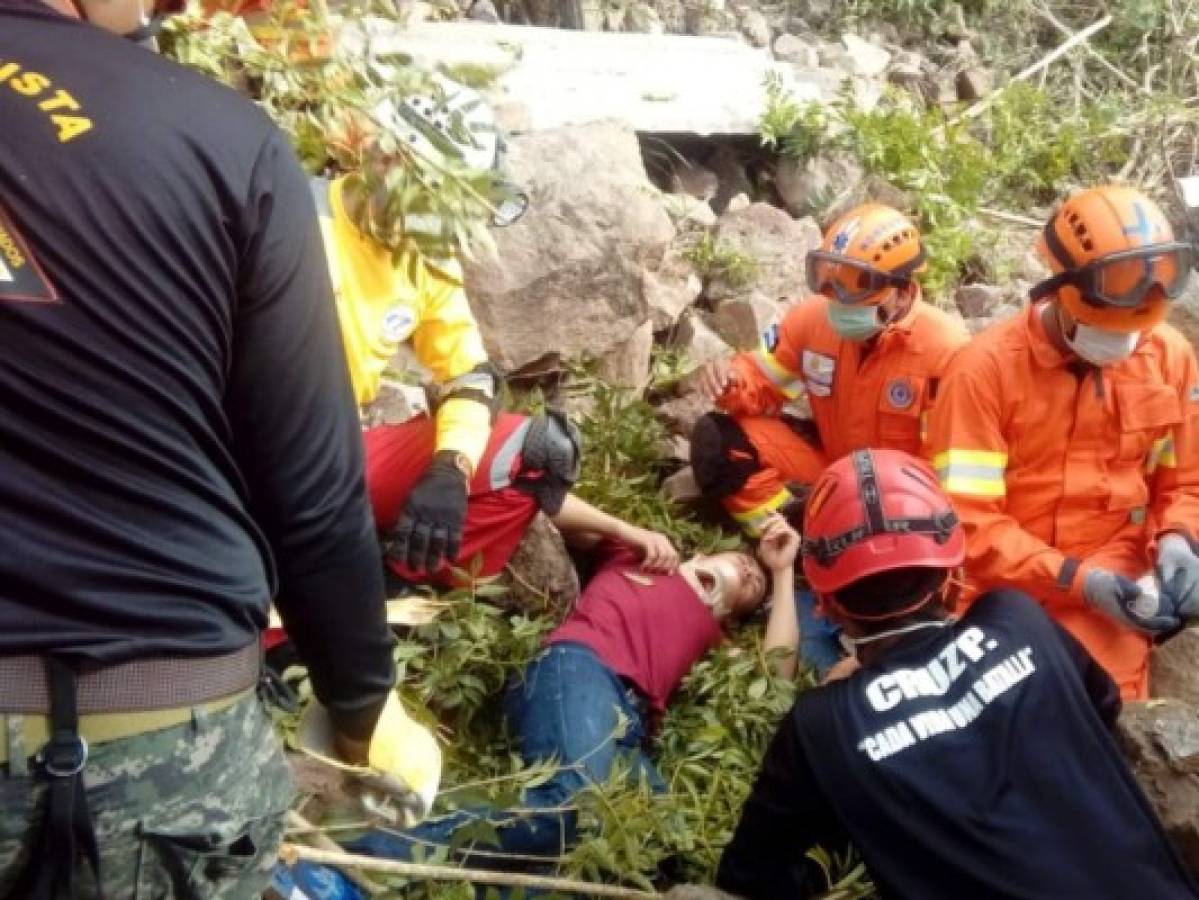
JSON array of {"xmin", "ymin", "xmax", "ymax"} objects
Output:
[
  {"xmin": 764, "ymin": 564, "xmax": 799, "ymax": 680},
  {"xmin": 550, "ymin": 494, "xmax": 680, "ymax": 573},
  {"xmin": 757, "ymin": 514, "xmax": 801, "ymax": 679}
]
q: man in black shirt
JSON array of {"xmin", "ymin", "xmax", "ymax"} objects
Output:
[
  {"xmin": 718, "ymin": 448, "xmax": 1198, "ymax": 900},
  {"xmin": 0, "ymin": 2, "xmax": 414, "ymax": 896}
]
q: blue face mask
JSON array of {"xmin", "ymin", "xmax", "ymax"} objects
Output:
[{"xmin": 827, "ymin": 301, "xmax": 883, "ymax": 341}]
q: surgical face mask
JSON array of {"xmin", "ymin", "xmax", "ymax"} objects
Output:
[
  {"xmin": 1066, "ymin": 322, "xmax": 1140, "ymax": 367},
  {"xmin": 827, "ymin": 301, "xmax": 883, "ymax": 342}
]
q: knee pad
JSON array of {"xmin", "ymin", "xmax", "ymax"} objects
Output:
[
  {"xmin": 690, "ymin": 413, "xmax": 761, "ymax": 499},
  {"xmin": 519, "ymin": 409, "xmax": 582, "ymax": 514}
]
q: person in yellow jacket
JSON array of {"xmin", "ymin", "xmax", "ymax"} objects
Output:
[{"xmin": 313, "ymin": 75, "xmax": 527, "ymax": 576}]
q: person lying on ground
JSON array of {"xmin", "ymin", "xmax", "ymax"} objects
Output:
[
  {"xmin": 294, "ymin": 524, "xmax": 789, "ymax": 880},
  {"xmin": 927, "ymin": 185, "xmax": 1199, "ymax": 700},
  {"xmin": 717, "ymin": 448, "xmax": 1199, "ymax": 900},
  {"xmin": 264, "ymin": 410, "xmax": 678, "ymax": 665},
  {"xmin": 690, "ymin": 204, "xmax": 968, "ymax": 678}
]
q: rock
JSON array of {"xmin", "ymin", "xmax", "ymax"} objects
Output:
[
  {"xmin": 725, "ymin": 193, "xmax": 751, "ymax": 213},
  {"xmin": 354, "ymin": 20, "xmax": 827, "ymax": 136},
  {"xmin": 1153, "ymin": 627, "xmax": 1199, "ymax": 707},
  {"xmin": 709, "ymin": 296, "xmax": 781, "ymax": 349},
  {"xmin": 922, "ymin": 72, "xmax": 960, "ymax": 106},
  {"xmin": 774, "ymin": 152, "xmax": 865, "ymax": 218},
  {"xmin": 1168, "ymin": 296, "xmax": 1199, "ymax": 352},
  {"xmin": 655, "ymin": 0, "xmax": 685, "ymax": 33},
  {"xmin": 655, "ymin": 433, "xmax": 692, "ymax": 465},
  {"xmin": 669, "ymin": 160, "xmax": 719, "ymax": 203},
  {"xmin": 626, "ymin": 1, "xmax": 664, "ymax": 34},
  {"xmin": 956, "ymin": 66, "xmax": 993, "ymax": 101},
  {"xmin": 643, "ymin": 246, "xmax": 703, "ymax": 329},
  {"xmin": 964, "ymin": 302, "xmax": 1020, "ymax": 335},
  {"xmin": 954, "ymin": 283, "xmax": 1007, "ymax": 319},
  {"xmin": 886, "ymin": 49, "xmax": 928, "ymax": 91},
  {"xmin": 840, "ymin": 33, "xmax": 891, "ymax": 77},
  {"xmin": 821, "ymin": 174, "xmax": 914, "ymax": 228},
  {"xmin": 493, "ymin": 98, "xmax": 533, "ymax": 134},
  {"xmin": 361, "ymin": 378, "xmax": 429, "ymax": 428},
  {"xmin": 661, "ymin": 193, "xmax": 718, "ymax": 230},
  {"xmin": 773, "ymin": 33, "xmax": 819, "ymax": 68},
  {"xmin": 597, "ymin": 319, "xmax": 654, "ymax": 395},
  {"xmin": 1118, "ymin": 699, "xmax": 1199, "ymax": 876},
  {"xmin": 468, "ymin": 0, "xmax": 500, "ymax": 22},
  {"xmin": 655, "ymin": 389, "xmax": 713, "ymax": 438},
  {"xmin": 706, "ymin": 144, "xmax": 753, "ymax": 215},
  {"xmin": 664, "ymin": 886, "xmax": 741, "ymax": 900},
  {"xmin": 738, "ymin": 8, "xmax": 771, "ymax": 47},
  {"xmin": 674, "ymin": 311, "xmax": 733, "ymax": 369},
  {"xmin": 710, "ymin": 203, "xmax": 820, "ymax": 302},
  {"xmin": 463, "ymin": 122, "xmax": 675, "ymax": 372},
  {"xmin": 662, "ymin": 466, "xmax": 703, "ymax": 504},
  {"xmin": 503, "ymin": 513, "xmax": 580, "ymax": 618}
]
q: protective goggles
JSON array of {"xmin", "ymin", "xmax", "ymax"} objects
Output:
[
  {"xmin": 805, "ymin": 251, "xmax": 919, "ymax": 305},
  {"xmin": 1035, "ymin": 239, "xmax": 1193, "ymax": 309}
]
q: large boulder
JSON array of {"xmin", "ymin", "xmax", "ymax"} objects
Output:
[
  {"xmin": 643, "ymin": 245, "xmax": 704, "ymax": 330},
  {"xmin": 1152, "ymin": 627, "xmax": 1199, "ymax": 707},
  {"xmin": 502, "ymin": 513, "xmax": 580, "ymax": 619},
  {"xmin": 1118, "ymin": 699, "xmax": 1199, "ymax": 877},
  {"xmin": 709, "ymin": 203, "xmax": 820, "ymax": 303},
  {"xmin": 597, "ymin": 319, "xmax": 655, "ymax": 395},
  {"xmin": 1168, "ymin": 288, "xmax": 1199, "ymax": 353},
  {"xmin": 674, "ymin": 310, "xmax": 734, "ymax": 368},
  {"xmin": 774, "ymin": 152, "xmax": 865, "ymax": 218},
  {"xmin": 463, "ymin": 121, "xmax": 676, "ymax": 373},
  {"xmin": 709, "ymin": 296, "xmax": 783, "ymax": 349},
  {"xmin": 655, "ymin": 389, "xmax": 713, "ymax": 438}
]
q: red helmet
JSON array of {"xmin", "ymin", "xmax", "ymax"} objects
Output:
[{"xmin": 801, "ymin": 448, "xmax": 964, "ymax": 596}]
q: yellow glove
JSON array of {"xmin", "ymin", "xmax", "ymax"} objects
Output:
[{"xmin": 296, "ymin": 692, "xmax": 442, "ymax": 826}]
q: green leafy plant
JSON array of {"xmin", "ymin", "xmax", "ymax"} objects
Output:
[
  {"xmin": 684, "ymin": 232, "xmax": 760, "ymax": 293},
  {"xmin": 160, "ymin": 6, "xmax": 510, "ymax": 265},
  {"xmin": 760, "ymin": 72, "xmax": 834, "ymax": 163}
]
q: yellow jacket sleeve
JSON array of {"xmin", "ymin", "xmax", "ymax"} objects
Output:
[
  {"xmin": 410, "ymin": 256, "xmax": 493, "ymax": 472},
  {"xmin": 314, "ymin": 177, "xmax": 496, "ymax": 471},
  {"xmin": 314, "ymin": 176, "xmax": 418, "ymax": 407}
]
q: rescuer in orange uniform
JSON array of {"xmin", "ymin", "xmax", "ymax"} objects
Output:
[
  {"xmin": 691, "ymin": 203, "xmax": 969, "ymax": 536},
  {"xmin": 927, "ymin": 185, "xmax": 1198, "ymax": 699}
]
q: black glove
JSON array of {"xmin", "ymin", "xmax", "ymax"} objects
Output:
[{"xmin": 388, "ymin": 452, "xmax": 468, "ymax": 575}]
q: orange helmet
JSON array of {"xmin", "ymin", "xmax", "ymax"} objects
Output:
[
  {"xmin": 805, "ymin": 204, "xmax": 926, "ymax": 305},
  {"xmin": 1033, "ymin": 186, "xmax": 1193, "ymax": 333}
]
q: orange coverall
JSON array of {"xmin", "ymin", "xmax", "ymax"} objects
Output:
[
  {"xmin": 710, "ymin": 294, "xmax": 968, "ymax": 533},
  {"xmin": 927, "ymin": 303, "xmax": 1199, "ymax": 699}
]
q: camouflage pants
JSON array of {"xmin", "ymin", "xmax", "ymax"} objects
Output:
[{"xmin": 0, "ymin": 692, "xmax": 293, "ymax": 899}]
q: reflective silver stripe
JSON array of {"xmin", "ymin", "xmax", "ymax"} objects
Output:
[
  {"xmin": 444, "ymin": 370, "xmax": 496, "ymax": 398},
  {"xmin": 309, "ymin": 177, "xmax": 332, "ymax": 218},
  {"xmin": 490, "ymin": 419, "xmax": 532, "ymax": 490},
  {"xmin": 935, "ymin": 463, "xmax": 1005, "ymax": 482}
]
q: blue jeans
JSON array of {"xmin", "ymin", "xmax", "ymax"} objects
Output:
[
  {"xmin": 796, "ymin": 589, "xmax": 844, "ymax": 679},
  {"xmin": 348, "ymin": 642, "xmax": 662, "ymax": 866}
]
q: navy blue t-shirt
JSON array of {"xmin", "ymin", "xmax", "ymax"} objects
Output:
[
  {"xmin": 718, "ymin": 591, "xmax": 1198, "ymax": 899},
  {"xmin": 0, "ymin": 2, "xmax": 393, "ymax": 717}
]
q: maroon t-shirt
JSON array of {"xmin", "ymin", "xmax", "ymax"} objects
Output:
[{"xmin": 547, "ymin": 542, "xmax": 723, "ymax": 713}]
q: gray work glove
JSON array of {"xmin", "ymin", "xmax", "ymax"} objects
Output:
[
  {"xmin": 1084, "ymin": 569, "xmax": 1183, "ymax": 638},
  {"xmin": 1156, "ymin": 533, "xmax": 1199, "ymax": 619}
]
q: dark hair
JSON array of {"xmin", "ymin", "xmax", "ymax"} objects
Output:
[{"xmin": 833, "ymin": 567, "xmax": 948, "ymax": 621}]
